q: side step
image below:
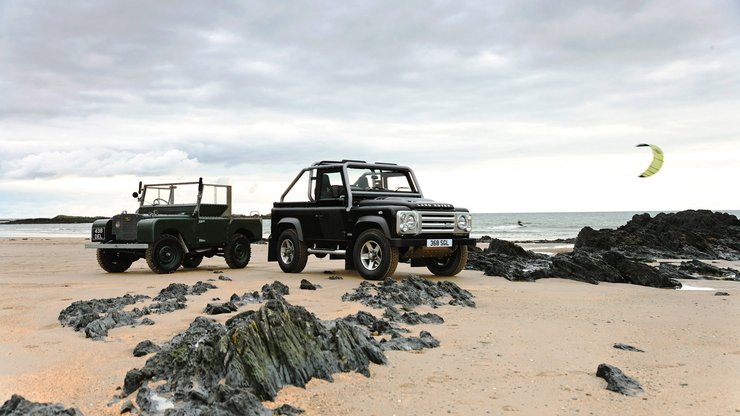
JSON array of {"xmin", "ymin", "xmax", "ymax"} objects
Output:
[{"xmin": 307, "ymin": 248, "xmax": 346, "ymax": 255}]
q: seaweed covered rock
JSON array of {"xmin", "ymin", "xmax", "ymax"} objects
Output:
[
  {"xmin": 341, "ymin": 275, "xmax": 476, "ymax": 309},
  {"xmin": 575, "ymin": 210, "xmax": 740, "ymax": 260},
  {"xmin": 466, "ymin": 240, "xmax": 552, "ymax": 281},
  {"xmin": 60, "ymin": 282, "xmax": 219, "ymax": 340},
  {"xmin": 467, "ymin": 238, "xmax": 682, "ymax": 288},
  {"xmin": 121, "ymin": 298, "xmax": 403, "ymax": 414},
  {"xmin": 0, "ymin": 394, "xmax": 83, "ymax": 416}
]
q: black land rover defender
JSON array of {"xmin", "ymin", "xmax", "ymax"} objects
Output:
[{"xmin": 268, "ymin": 160, "xmax": 475, "ymax": 280}]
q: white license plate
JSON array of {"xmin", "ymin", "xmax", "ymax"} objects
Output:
[{"xmin": 426, "ymin": 238, "xmax": 452, "ymax": 247}]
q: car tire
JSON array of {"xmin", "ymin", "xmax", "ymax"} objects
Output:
[
  {"xmin": 96, "ymin": 249, "xmax": 133, "ymax": 273},
  {"xmin": 145, "ymin": 234, "xmax": 183, "ymax": 274},
  {"xmin": 424, "ymin": 245, "xmax": 469, "ymax": 276},
  {"xmin": 182, "ymin": 253, "xmax": 204, "ymax": 268},
  {"xmin": 353, "ymin": 229, "xmax": 399, "ymax": 280},
  {"xmin": 277, "ymin": 228, "xmax": 308, "ymax": 273},
  {"xmin": 225, "ymin": 233, "xmax": 251, "ymax": 269}
]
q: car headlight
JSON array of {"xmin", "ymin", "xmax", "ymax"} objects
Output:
[
  {"xmin": 456, "ymin": 214, "xmax": 472, "ymax": 232},
  {"xmin": 397, "ymin": 211, "xmax": 419, "ymax": 234}
]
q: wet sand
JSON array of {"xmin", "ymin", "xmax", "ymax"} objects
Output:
[{"xmin": 0, "ymin": 238, "xmax": 738, "ymax": 415}]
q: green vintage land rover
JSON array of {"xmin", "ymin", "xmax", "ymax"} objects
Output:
[{"xmin": 85, "ymin": 179, "xmax": 262, "ymax": 274}]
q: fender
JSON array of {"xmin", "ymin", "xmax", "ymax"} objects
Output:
[
  {"xmin": 136, "ymin": 218, "xmax": 196, "ymax": 247},
  {"xmin": 268, "ymin": 218, "xmax": 303, "ymax": 262},
  {"xmin": 355, "ymin": 215, "xmax": 391, "ymax": 238},
  {"xmin": 276, "ymin": 218, "xmax": 304, "ymax": 240}
]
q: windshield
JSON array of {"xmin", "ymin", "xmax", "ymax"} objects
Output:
[
  {"xmin": 141, "ymin": 183, "xmax": 228, "ymax": 206},
  {"xmin": 347, "ymin": 168, "xmax": 417, "ymax": 193}
]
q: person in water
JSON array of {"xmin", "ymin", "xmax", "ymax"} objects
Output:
[{"xmin": 517, "ymin": 220, "xmax": 524, "ymax": 226}]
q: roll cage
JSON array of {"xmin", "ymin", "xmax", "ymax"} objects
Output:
[{"xmin": 278, "ymin": 160, "xmax": 424, "ymax": 211}]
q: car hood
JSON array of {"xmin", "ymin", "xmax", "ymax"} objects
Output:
[{"xmin": 357, "ymin": 197, "xmax": 456, "ymax": 210}]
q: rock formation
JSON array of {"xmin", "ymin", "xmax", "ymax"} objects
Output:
[
  {"xmin": 119, "ymin": 297, "xmax": 439, "ymax": 414},
  {"xmin": 596, "ymin": 363, "xmax": 644, "ymax": 396},
  {"xmin": 0, "ymin": 394, "xmax": 83, "ymax": 416}
]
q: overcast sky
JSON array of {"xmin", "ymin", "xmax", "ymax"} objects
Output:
[{"xmin": 1, "ymin": 0, "xmax": 738, "ymax": 218}]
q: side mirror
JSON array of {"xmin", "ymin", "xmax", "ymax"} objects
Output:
[{"xmin": 132, "ymin": 192, "xmax": 139, "ymax": 198}]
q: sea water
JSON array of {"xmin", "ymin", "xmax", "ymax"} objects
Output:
[{"xmin": 2, "ymin": 210, "xmax": 739, "ymax": 242}]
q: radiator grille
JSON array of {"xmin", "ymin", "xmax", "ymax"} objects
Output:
[{"xmin": 419, "ymin": 211, "xmax": 456, "ymax": 233}]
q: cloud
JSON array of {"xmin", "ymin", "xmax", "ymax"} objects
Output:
[{"xmin": 2, "ymin": 149, "xmax": 200, "ymax": 179}]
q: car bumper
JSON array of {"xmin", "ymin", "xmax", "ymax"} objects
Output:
[
  {"xmin": 388, "ymin": 237, "xmax": 476, "ymax": 248},
  {"xmin": 85, "ymin": 243, "xmax": 149, "ymax": 250}
]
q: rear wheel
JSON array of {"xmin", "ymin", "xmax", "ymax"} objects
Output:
[
  {"xmin": 353, "ymin": 229, "xmax": 398, "ymax": 280},
  {"xmin": 145, "ymin": 235, "xmax": 183, "ymax": 274},
  {"xmin": 96, "ymin": 249, "xmax": 133, "ymax": 273},
  {"xmin": 225, "ymin": 234, "xmax": 251, "ymax": 269},
  {"xmin": 425, "ymin": 245, "xmax": 469, "ymax": 276},
  {"xmin": 277, "ymin": 228, "xmax": 308, "ymax": 273}
]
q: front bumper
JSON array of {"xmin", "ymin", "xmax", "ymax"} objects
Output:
[
  {"xmin": 388, "ymin": 237, "xmax": 476, "ymax": 248},
  {"xmin": 85, "ymin": 243, "xmax": 149, "ymax": 250}
]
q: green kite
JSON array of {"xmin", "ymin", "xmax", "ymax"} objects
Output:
[{"xmin": 636, "ymin": 143, "xmax": 663, "ymax": 178}]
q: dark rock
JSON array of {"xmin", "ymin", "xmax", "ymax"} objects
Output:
[
  {"xmin": 218, "ymin": 275, "xmax": 233, "ymax": 281},
  {"xmin": 341, "ymin": 275, "xmax": 475, "ymax": 309},
  {"xmin": 191, "ymin": 281, "xmax": 217, "ymax": 295},
  {"xmin": 274, "ymin": 404, "xmax": 305, "ymax": 415},
  {"xmin": 58, "ymin": 294, "xmax": 149, "ymax": 330},
  {"xmin": 678, "ymin": 260, "xmax": 739, "ymax": 279},
  {"xmin": 133, "ymin": 340, "xmax": 160, "ymax": 357},
  {"xmin": 120, "ymin": 298, "xmax": 413, "ymax": 413},
  {"xmin": 327, "ymin": 275, "xmax": 343, "ymax": 280},
  {"xmin": 204, "ymin": 301, "xmax": 238, "ymax": 315},
  {"xmin": 575, "ymin": 210, "xmax": 740, "ymax": 261},
  {"xmin": 613, "ymin": 343, "xmax": 645, "ymax": 353},
  {"xmin": 466, "ymin": 239, "xmax": 552, "ymax": 281},
  {"xmin": 383, "ymin": 306, "xmax": 444, "ymax": 325},
  {"xmin": 119, "ymin": 399, "xmax": 136, "ymax": 414},
  {"xmin": 261, "ymin": 281, "xmax": 289, "ymax": 299},
  {"xmin": 596, "ymin": 363, "xmax": 644, "ymax": 396},
  {"xmin": 0, "ymin": 394, "xmax": 83, "ymax": 415},
  {"xmin": 601, "ymin": 251, "xmax": 681, "ymax": 288},
  {"xmin": 140, "ymin": 318, "xmax": 155, "ymax": 325},
  {"xmin": 380, "ymin": 331, "xmax": 440, "ymax": 351},
  {"xmin": 122, "ymin": 368, "xmax": 148, "ymax": 396},
  {"xmin": 153, "ymin": 283, "xmax": 189, "ymax": 302},
  {"xmin": 715, "ymin": 292, "xmax": 730, "ymax": 296},
  {"xmin": 299, "ymin": 279, "xmax": 319, "ymax": 290}
]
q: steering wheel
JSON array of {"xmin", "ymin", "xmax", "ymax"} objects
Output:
[{"xmin": 152, "ymin": 198, "xmax": 169, "ymax": 206}]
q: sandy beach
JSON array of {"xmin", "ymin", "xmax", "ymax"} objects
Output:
[{"xmin": 0, "ymin": 238, "xmax": 738, "ymax": 415}]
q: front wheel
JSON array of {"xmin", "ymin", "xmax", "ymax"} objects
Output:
[
  {"xmin": 96, "ymin": 249, "xmax": 133, "ymax": 273},
  {"xmin": 277, "ymin": 229, "xmax": 308, "ymax": 273},
  {"xmin": 425, "ymin": 245, "xmax": 469, "ymax": 276},
  {"xmin": 225, "ymin": 234, "xmax": 251, "ymax": 269},
  {"xmin": 145, "ymin": 235, "xmax": 183, "ymax": 274},
  {"xmin": 353, "ymin": 229, "xmax": 399, "ymax": 280}
]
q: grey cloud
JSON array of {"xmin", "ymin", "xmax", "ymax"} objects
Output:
[{"xmin": 2, "ymin": 0, "xmax": 737, "ymax": 123}]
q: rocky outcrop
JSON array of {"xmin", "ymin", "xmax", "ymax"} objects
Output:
[
  {"xmin": 0, "ymin": 394, "xmax": 83, "ymax": 416},
  {"xmin": 120, "ymin": 297, "xmax": 438, "ymax": 414},
  {"xmin": 596, "ymin": 363, "xmax": 644, "ymax": 396},
  {"xmin": 575, "ymin": 210, "xmax": 740, "ymax": 260},
  {"xmin": 341, "ymin": 275, "xmax": 476, "ymax": 309},
  {"xmin": 466, "ymin": 209, "xmax": 740, "ymax": 288},
  {"xmin": 133, "ymin": 340, "xmax": 160, "ymax": 357},
  {"xmin": 59, "ymin": 282, "xmax": 219, "ymax": 340},
  {"xmin": 468, "ymin": 239, "xmax": 681, "ymax": 288}
]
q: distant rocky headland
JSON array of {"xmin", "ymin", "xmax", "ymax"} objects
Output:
[
  {"xmin": 1, "ymin": 213, "xmax": 271, "ymax": 224},
  {"xmin": 1, "ymin": 215, "xmax": 106, "ymax": 224}
]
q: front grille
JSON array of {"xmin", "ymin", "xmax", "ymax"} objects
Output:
[
  {"xmin": 419, "ymin": 211, "xmax": 456, "ymax": 233},
  {"xmin": 113, "ymin": 214, "xmax": 139, "ymax": 241}
]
